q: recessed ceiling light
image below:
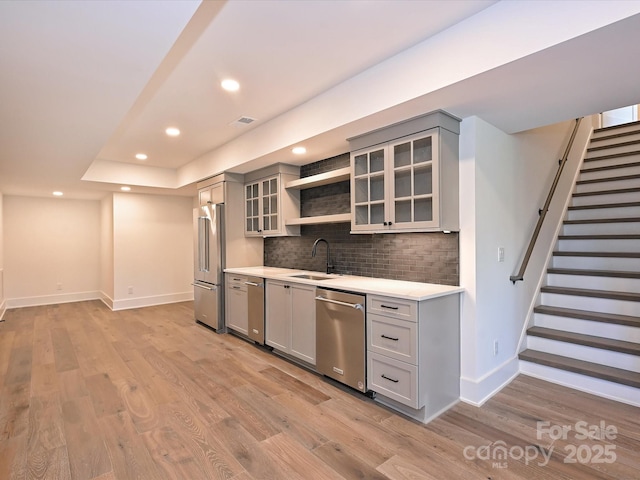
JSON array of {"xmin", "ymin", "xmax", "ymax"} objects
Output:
[
  {"xmin": 165, "ymin": 127, "xmax": 180, "ymax": 137},
  {"xmin": 121, "ymin": 186, "xmax": 131, "ymax": 192},
  {"xmin": 135, "ymin": 153, "xmax": 148, "ymax": 160},
  {"xmin": 52, "ymin": 191, "xmax": 63, "ymax": 196},
  {"xmin": 292, "ymin": 146, "xmax": 306, "ymax": 155},
  {"xmin": 221, "ymin": 79, "xmax": 240, "ymax": 92}
]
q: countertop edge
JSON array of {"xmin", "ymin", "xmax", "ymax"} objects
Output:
[{"xmin": 224, "ymin": 266, "xmax": 463, "ymax": 301}]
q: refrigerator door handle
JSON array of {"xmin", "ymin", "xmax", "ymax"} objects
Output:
[
  {"xmin": 198, "ymin": 216, "xmax": 210, "ymax": 272},
  {"xmin": 192, "ymin": 283, "xmax": 216, "ymax": 291}
]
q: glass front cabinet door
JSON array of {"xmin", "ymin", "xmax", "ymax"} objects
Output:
[
  {"xmin": 351, "ymin": 130, "xmax": 440, "ymax": 232},
  {"xmin": 244, "ymin": 167, "xmax": 301, "ymax": 237},
  {"xmin": 245, "ymin": 175, "xmax": 280, "ymax": 236}
]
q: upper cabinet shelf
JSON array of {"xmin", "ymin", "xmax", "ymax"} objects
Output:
[
  {"xmin": 285, "ymin": 213, "xmax": 351, "ymax": 226},
  {"xmin": 285, "ymin": 167, "xmax": 350, "ymax": 190}
]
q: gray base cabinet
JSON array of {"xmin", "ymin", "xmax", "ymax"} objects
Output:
[
  {"xmin": 265, "ymin": 280, "xmax": 316, "ymax": 365},
  {"xmin": 366, "ymin": 292, "xmax": 460, "ymax": 422},
  {"xmin": 225, "ymin": 274, "xmax": 248, "ymax": 335}
]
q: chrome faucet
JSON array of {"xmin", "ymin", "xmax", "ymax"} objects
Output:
[{"xmin": 312, "ymin": 238, "xmax": 334, "ymax": 274}]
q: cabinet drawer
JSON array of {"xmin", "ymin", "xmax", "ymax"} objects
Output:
[
  {"xmin": 227, "ymin": 275, "xmax": 248, "ymax": 290},
  {"xmin": 368, "ymin": 353, "xmax": 418, "ymax": 409},
  {"xmin": 368, "ymin": 295, "xmax": 417, "ymax": 321},
  {"xmin": 367, "ymin": 314, "xmax": 417, "ymax": 364}
]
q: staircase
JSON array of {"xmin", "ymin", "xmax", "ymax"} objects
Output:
[{"xmin": 519, "ymin": 120, "xmax": 640, "ymax": 406}]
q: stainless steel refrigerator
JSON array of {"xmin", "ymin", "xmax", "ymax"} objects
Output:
[{"xmin": 193, "ymin": 203, "xmax": 225, "ymax": 331}]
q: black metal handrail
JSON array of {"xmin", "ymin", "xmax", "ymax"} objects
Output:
[{"xmin": 510, "ymin": 117, "xmax": 583, "ymax": 284}]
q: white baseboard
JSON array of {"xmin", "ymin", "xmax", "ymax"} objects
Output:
[
  {"xmin": 3, "ymin": 290, "xmax": 193, "ymax": 312},
  {"xmin": 374, "ymin": 393, "xmax": 459, "ymax": 424},
  {"xmin": 100, "ymin": 292, "xmax": 114, "ymax": 310},
  {"xmin": 5, "ymin": 291, "xmax": 101, "ymax": 309},
  {"xmin": 111, "ymin": 291, "xmax": 193, "ymax": 311},
  {"xmin": 460, "ymin": 356, "xmax": 520, "ymax": 406}
]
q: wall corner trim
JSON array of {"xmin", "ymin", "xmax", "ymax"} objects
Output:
[{"xmin": 459, "ymin": 356, "xmax": 519, "ymax": 406}]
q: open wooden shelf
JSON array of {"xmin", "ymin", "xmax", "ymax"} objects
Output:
[
  {"xmin": 285, "ymin": 167, "xmax": 350, "ymax": 190},
  {"xmin": 285, "ymin": 213, "xmax": 351, "ymax": 226}
]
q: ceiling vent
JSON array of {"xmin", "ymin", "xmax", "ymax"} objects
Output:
[{"xmin": 230, "ymin": 116, "xmax": 256, "ymax": 127}]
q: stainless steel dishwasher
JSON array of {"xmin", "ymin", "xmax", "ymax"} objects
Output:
[{"xmin": 316, "ymin": 288, "xmax": 366, "ymax": 392}]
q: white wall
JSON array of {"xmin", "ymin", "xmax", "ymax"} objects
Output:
[
  {"xmin": 112, "ymin": 193, "xmax": 193, "ymax": 310},
  {"xmin": 459, "ymin": 115, "xmax": 595, "ymax": 405},
  {"xmin": 0, "ymin": 192, "xmax": 5, "ymax": 319},
  {"xmin": 4, "ymin": 196, "xmax": 101, "ymax": 307},
  {"xmin": 100, "ymin": 194, "xmax": 114, "ymax": 306}
]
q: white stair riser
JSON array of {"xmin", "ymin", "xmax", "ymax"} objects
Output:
[
  {"xmin": 562, "ymin": 221, "xmax": 640, "ymax": 235},
  {"xmin": 566, "ymin": 206, "xmax": 640, "ymax": 221},
  {"xmin": 572, "ymin": 191, "xmax": 640, "ymax": 206},
  {"xmin": 583, "ymin": 153, "xmax": 640, "ymax": 169},
  {"xmin": 580, "ymin": 164, "xmax": 640, "ymax": 182},
  {"xmin": 552, "ymin": 255, "xmax": 640, "ymax": 271},
  {"xmin": 540, "ymin": 292, "xmax": 640, "ymax": 316},
  {"xmin": 526, "ymin": 336, "xmax": 640, "ymax": 373},
  {"xmin": 519, "ymin": 363, "xmax": 640, "ymax": 407},
  {"xmin": 588, "ymin": 132, "xmax": 640, "ymax": 147},
  {"xmin": 562, "ymin": 220, "xmax": 640, "ymax": 235},
  {"xmin": 592, "ymin": 125, "xmax": 640, "ymax": 138},
  {"xmin": 575, "ymin": 177, "xmax": 640, "ymax": 193},
  {"xmin": 534, "ymin": 314, "xmax": 640, "ymax": 343},
  {"xmin": 557, "ymin": 238, "xmax": 640, "ymax": 252},
  {"xmin": 585, "ymin": 144, "xmax": 640, "ymax": 158},
  {"xmin": 547, "ymin": 273, "xmax": 640, "ymax": 292}
]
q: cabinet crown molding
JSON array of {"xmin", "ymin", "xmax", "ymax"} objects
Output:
[{"xmin": 347, "ymin": 109, "xmax": 460, "ymax": 152}]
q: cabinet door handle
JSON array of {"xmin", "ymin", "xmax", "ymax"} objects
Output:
[
  {"xmin": 380, "ymin": 304, "xmax": 399, "ymax": 310},
  {"xmin": 381, "ymin": 374, "xmax": 399, "ymax": 383},
  {"xmin": 232, "ymin": 286, "xmax": 241, "ymax": 290},
  {"xmin": 381, "ymin": 334, "xmax": 399, "ymax": 341}
]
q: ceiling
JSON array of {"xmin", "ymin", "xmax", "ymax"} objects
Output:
[{"xmin": 2, "ymin": 1, "xmax": 640, "ymax": 200}]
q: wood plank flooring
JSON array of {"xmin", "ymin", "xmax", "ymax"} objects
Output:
[{"xmin": 1, "ymin": 300, "xmax": 639, "ymax": 479}]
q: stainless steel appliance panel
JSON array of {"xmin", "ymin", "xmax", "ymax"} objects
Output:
[
  {"xmin": 245, "ymin": 276, "xmax": 265, "ymax": 344},
  {"xmin": 316, "ymin": 288, "xmax": 366, "ymax": 392},
  {"xmin": 193, "ymin": 204, "xmax": 225, "ymax": 331},
  {"xmin": 194, "ymin": 204, "xmax": 223, "ymax": 286},
  {"xmin": 193, "ymin": 282, "xmax": 222, "ymax": 330}
]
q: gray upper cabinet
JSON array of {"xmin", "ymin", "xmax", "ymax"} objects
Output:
[
  {"xmin": 349, "ymin": 110, "xmax": 460, "ymax": 233},
  {"xmin": 243, "ymin": 164, "xmax": 301, "ymax": 237}
]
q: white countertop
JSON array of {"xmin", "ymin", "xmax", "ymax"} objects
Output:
[{"xmin": 224, "ymin": 266, "xmax": 463, "ymax": 301}]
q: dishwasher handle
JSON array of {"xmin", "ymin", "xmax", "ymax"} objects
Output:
[
  {"xmin": 244, "ymin": 281, "xmax": 263, "ymax": 287},
  {"xmin": 315, "ymin": 295, "xmax": 363, "ymax": 310}
]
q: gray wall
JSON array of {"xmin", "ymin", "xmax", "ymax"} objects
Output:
[{"xmin": 264, "ymin": 153, "xmax": 459, "ymax": 285}]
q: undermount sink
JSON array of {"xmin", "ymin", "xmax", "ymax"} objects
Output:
[{"xmin": 289, "ymin": 274, "xmax": 334, "ymax": 281}]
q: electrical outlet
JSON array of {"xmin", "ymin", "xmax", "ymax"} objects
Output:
[
  {"xmin": 56, "ymin": 283, "xmax": 62, "ymax": 291},
  {"xmin": 498, "ymin": 247, "xmax": 505, "ymax": 263},
  {"xmin": 128, "ymin": 286, "xmax": 134, "ymax": 295},
  {"xmin": 493, "ymin": 340, "xmax": 499, "ymax": 356}
]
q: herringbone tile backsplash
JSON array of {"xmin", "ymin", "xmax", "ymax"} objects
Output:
[{"xmin": 264, "ymin": 153, "xmax": 459, "ymax": 285}]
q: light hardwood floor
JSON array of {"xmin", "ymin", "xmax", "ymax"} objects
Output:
[{"xmin": 1, "ymin": 300, "xmax": 639, "ymax": 479}]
